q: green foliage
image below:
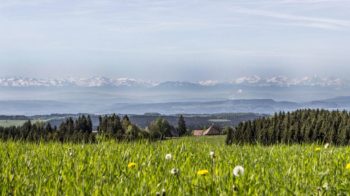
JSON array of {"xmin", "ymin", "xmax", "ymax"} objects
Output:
[
  {"xmin": 228, "ymin": 109, "xmax": 350, "ymax": 145},
  {"xmin": 0, "ymin": 115, "xmax": 94, "ymax": 143},
  {"xmin": 98, "ymin": 114, "xmax": 124, "ymax": 139},
  {"xmin": 98, "ymin": 114, "xmax": 150, "ymax": 141},
  {"xmin": 177, "ymin": 115, "xmax": 187, "ymax": 136},
  {"xmin": 148, "ymin": 117, "xmax": 174, "ymax": 140},
  {"xmin": 0, "ymin": 114, "xmax": 181, "ymax": 143},
  {"xmin": 59, "ymin": 115, "xmax": 93, "ymax": 142},
  {"xmin": 225, "ymin": 127, "xmax": 234, "ymax": 145},
  {"xmin": 0, "ymin": 137, "xmax": 350, "ymax": 194}
]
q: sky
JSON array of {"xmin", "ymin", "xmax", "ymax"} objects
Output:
[{"xmin": 0, "ymin": 0, "xmax": 350, "ymax": 81}]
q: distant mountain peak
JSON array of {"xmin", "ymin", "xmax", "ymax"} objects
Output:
[
  {"xmin": 0, "ymin": 75, "xmax": 346, "ymax": 88},
  {"xmin": 233, "ymin": 75, "xmax": 345, "ymax": 87}
]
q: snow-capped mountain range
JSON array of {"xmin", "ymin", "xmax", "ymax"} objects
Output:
[
  {"xmin": 233, "ymin": 76, "xmax": 344, "ymax": 87},
  {"xmin": 0, "ymin": 76, "xmax": 346, "ymax": 88},
  {"xmin": 0, "ymin": 77, "xmax": 157, "ymax": 88},
  {"xmin": 0, "ymin": 75, "xmax": 349, "ymax": 115}
]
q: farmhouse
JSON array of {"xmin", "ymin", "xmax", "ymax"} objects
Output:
[
  {"xmin": 193, "ymin": 130, "xmax": 204, "ymax": 136},
  {"xmin": 193, "ymin": 125, "xmax": 221, "ymax": 136}
]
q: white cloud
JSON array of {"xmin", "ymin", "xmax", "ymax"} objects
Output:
[
  {"xmin": 0, "ymin": 0, "xmax": 350, "ymax": 80},
  {"xmin": 232, "ymin": 6, "xmax": 350, "ymax": 30},
  {"xmin": 280, "ymin": 0, "xmax": 347, "ymax": 4}
]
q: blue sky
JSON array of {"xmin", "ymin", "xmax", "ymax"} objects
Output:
[{"xmin": 0, "ymin": 0, "xmax": 350, "ymax": 81}]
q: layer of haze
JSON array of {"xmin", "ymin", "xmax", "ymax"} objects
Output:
[{"xmin": 0, "ymin": 0, "xmax": 350, "ymax": 81}]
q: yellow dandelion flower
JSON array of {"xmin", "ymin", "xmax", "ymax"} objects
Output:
[
  {"xmin": 128, "ymin": 162, "xmax": 137, "ymax": 169},
  {"xmin": 346, "ymin": 163, "xmax": 350, "ymax": 170},
  {"xmin": 315, "ymin": 147, "xmax": 321, "ymax": 152},
  {"xmin": 197, "ymin": 169, "xmax": 209, "ymax": 176}
]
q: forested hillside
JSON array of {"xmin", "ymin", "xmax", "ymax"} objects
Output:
[
  {"xmin": 12, "ymin": 113, "xmax": 262, "ymax": 130},
  {"xmin": 227, "ymin": 109, "xmax": 350, "ymax": 145},
  {"xmin": 0, "ymin": 114, "xmax": 187, "ymax": 142}
]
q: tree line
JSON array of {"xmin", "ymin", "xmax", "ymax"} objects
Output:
[
  {"xmin": 0, "ymin": 114, "xmax": 188, "ymax": 143},
  {"xmin": 0, "ymin": 115, "xmax": 94, "ymax": 142},
  {"xmin": 98, "ymin": 114, "xmax": 187, "ymax": 141},
  {"xmin": 226, "ymin": 109, "xmax": 350, "ymax": 145}
]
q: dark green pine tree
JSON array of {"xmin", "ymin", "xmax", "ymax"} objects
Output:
[
  {"xmin": 225, "ymin": 127, "xmax": 234, "ymax": 145},
  {"xmin": 177, "ymin": 115, "xmax": 187, "ymax": 136}
]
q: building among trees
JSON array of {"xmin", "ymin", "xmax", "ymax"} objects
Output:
[
  {"xmin": 193, "ymin": 125, "xmax": 221, "ymax": 136},
  {"xmin": 193, "ymin": 130, "xmax": 204, "ymax": 136}
]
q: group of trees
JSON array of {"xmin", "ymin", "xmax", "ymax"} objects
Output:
[
  {"xmin": 227, "ymin": 109, "xmax": 350, "ymax": 145},
  {"xmin": 98, "ymin": 114, "xmax": 188, "ymax": 141},
  {"xmin": 0, "ymin": 114, "xmax": 188, "ymax": 143},
  {"xmin": 97, "ymin": 114, "xmax": 147, "ymax": 140},
  {"xmin": 58, "ymin": 115, "xmax": 94, "ymax": 142},
  {"xmin": 148, "ymin": 117, "xmax": 173, "ymax": 140},
  {"xmin": 0, "ymin": 115, "xmax": 94, "ymax": 142}
]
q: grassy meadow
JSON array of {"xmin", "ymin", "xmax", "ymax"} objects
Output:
[
  {"xmin": 0, "ymin": 120, "xmax": 46, "ymax": 128},
  {"xmin": 0, "ymin": 120, "xmax": 29, "ymax": 127},
  {"xmin": 1, "ymin": 136, "xmax": 350, "ymax": 195}
]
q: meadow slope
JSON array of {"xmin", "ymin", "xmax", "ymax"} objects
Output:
[{"xmin": 0, "ymin": 137, "xmax": 350, "ymax": 195}]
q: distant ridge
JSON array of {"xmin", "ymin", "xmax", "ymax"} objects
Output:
[{"xmin": 0, "ymin": 97, "xmax": 349, "ymax": 115}]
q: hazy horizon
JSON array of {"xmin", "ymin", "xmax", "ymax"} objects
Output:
[{"xmin": 1, "ymin": 0, "xmax": 350, "ymax": 115}]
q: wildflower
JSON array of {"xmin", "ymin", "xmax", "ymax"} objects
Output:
[
  {"xmin": 324, "ymin": 143, "xmax": 330, "ymax": 149},
  {"xmin": 68, "ymin": 148, "xmax": 74, "ymax": 156},
  {"xmin": 209, "ymin": 151, "xmax": 215, "ymax": 158},
  {"xmin": 128, "ymin": 162, "xmax": 137, "ymax": 169},
  {"xmin": 197, "ymin": 169, "xmax": 209, "ymax": 176},
  {"xmin": 233, "ymin": 165, "xmax": 244, "ymax": 177},
  {"xmin": 165, "ymin": 153, "xmax": 172, "ymax": 160},
  {"xmin": 346, "ymin": 163, "xmax": 350, "ymax": 170},
  {"xmin": 315, "ymin": 147, "xmax": 321, "ymax": 152},
  {"xmin": 170, "ymin": 168, "xmax": 180, "ymax": 175}
]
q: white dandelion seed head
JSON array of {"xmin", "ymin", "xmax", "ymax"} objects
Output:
[
  {"xmin": 210, "ymin": 151, "xmax": 215, "ymax": 157},
  {"xmin": 165, "ymin": 153, "xmax": 172, "ymax": 160},
  {"xmin": 170, "ymin": 168, "xmax": 179, "ymax": 175},
  {"xmin": 162, "ymin": 188, "xmax": 166, "ymax": 193},
  {"xmin": 233, "ymin": 165, "xmax": 244, "ymax": 177},
  {"xmin": 324, "ymin": 143, "xmax": 330, "ymax": 149}
]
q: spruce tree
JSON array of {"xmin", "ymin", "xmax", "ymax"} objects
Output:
[
  {"xmin": 177, "ymin": 115, "xmax": 187, "ymax": 136},
  {"xmin": 225, "ymin": 127, "xmax": 234, "ymax": 145}
]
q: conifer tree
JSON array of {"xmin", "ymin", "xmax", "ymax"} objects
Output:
[{"xmin": 177, "ymin": 115, "xmax": 187, "ymax": 136}]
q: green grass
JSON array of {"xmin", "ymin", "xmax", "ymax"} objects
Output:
[
  {"xmin": 0, "ymin": 120, "xmax": 45, "ymax": 127},
  {"xmin": 0, "ymin": 136, "xmax": 350, "ymax": 195},
  {"xmin": 0, "ymin": 120, "xmax": 28, "ymax": 127}
]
